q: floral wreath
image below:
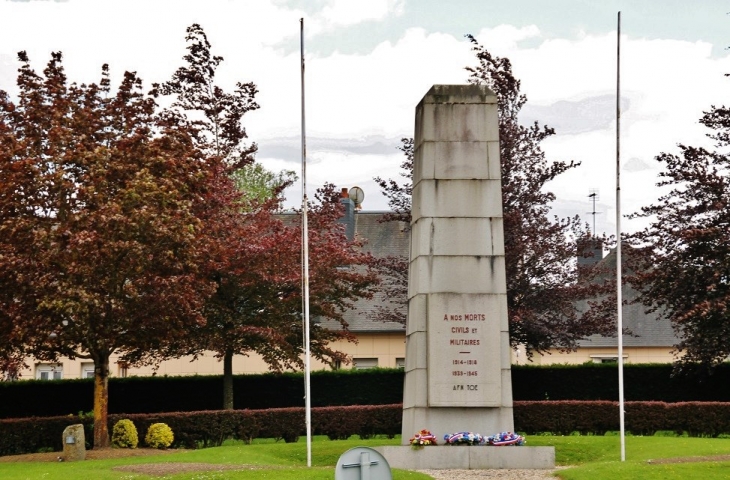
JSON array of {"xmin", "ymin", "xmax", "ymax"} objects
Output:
[
  {"xmin": 409, "ymin": 429, "xmax": 437, "ymax": 449},
  {"xmin": 442, "ymin": 431, "xmax": 526, "ymax": 446}
]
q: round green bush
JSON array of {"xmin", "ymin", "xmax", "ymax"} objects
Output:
[
  {"xmin": 111, "ymin": 419, "xmax": 138, "ymax": 449},
  {"xmin": 145, "ymin": 423, "xmax": 174, "ymax": 449}
]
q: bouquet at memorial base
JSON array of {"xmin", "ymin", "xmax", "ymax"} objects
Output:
[
  {"xmin": 443, "ymin": 431, "xmax": 486, "ymax": 445},
  {"xmin": 486, "ymin": 432, "xmax": 525, "ymax": 446},
  {"xmin": 409, "ymin": 429, "xmax": 437, "ymax": 449}
]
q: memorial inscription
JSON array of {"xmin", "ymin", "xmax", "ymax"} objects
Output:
[{"xmin": 428, "ymin": 303, "xmax": 501, "ymax": 407}]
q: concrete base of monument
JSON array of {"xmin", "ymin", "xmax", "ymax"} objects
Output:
[{"xmin": 373, "ymin": 445, "xmax": 555, "ymax": 470}]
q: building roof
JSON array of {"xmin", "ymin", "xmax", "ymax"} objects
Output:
[
  {"xmin": 319, "ymin": 211, "xmax": 408, "ymax": 334},
  {"xmin": 577, "ymin": 248, "xmax": 679, "ymax": 348},
  {"xmin": 300, "ymin": 208, "xmax": 679, "ymax": 347}
]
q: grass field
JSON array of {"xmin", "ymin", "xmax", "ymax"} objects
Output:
[
  {"xmin": 530, "ymin": 434, "xmax": 730, "ymax": 479},
  {"xmin": 0, "ymin": 434, "xmax": 729, "ymax": 479}
]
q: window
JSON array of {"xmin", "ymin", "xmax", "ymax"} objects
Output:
[
  {"xmin": 117, "ymin": 362, "xmax": 128, "ymax": 378},
  {"xmin": 590, "ymin": 355, "xmax": 628, "ymax": 364},
  {"xmin": 353, "ymin": 358, "xmax": 378, "ymax": 370},
  {"xmin": 36, "ymin": 364, "xmax": 63, "ymax": 380},
  {"xmin": 81, "ymin": 363, "xmax": 95, "ymax": 379},
  {"xmin": 395, "ymin": 358, "xmax": 405, "ymax": 369}
]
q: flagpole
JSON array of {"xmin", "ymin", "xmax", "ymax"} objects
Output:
[
  {"xmin": 616, "ymin": 10, "xmax": 626, "ymax": 462},
  {"xmin": 300, "ymin": 17, "xmax": 312, "ymax": 468}
]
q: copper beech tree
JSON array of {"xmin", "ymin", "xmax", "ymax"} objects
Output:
[
  {"xmin": 187, "ymin": 183, "xmax": 379, "ymax": 410},
  {"xmin": 157, "ymin": 25, "xmax": 379, "ymax": 409},
  {"xmin": 374, "ymin": 36, "xmax": 615, "ymax": 356},
  {"xmin": 0, "ymin": 53, "xmax": 220, "ymax": 447},
  {"xmin": 628, "ymin": 85, "xmax": 730, "ymax": 373}
]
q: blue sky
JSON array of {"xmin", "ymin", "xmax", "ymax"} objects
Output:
[{"xmin": 1, "ymin": 0, "xmax": 729, "ymax": 235}]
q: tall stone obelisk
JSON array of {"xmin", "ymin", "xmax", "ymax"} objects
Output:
[{"xmin": 401, "ymin": 84, "xmax": 514, "ymax": 439}]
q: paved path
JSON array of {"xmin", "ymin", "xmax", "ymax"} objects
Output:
[{"xmin": 418, "ymin": 468, "xmax": 562, "ymax": 479}]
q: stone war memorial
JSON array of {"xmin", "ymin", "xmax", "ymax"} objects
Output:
[{"xmin": 376, "ymin": 85, "xmax": 555, "ymax": 470}]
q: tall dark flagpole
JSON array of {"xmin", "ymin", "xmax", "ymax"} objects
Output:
[
  {"xmin": 300, "ymin": 17, "xmax": 312, "ymax": 468},
  {"xmin": 616, "ymin": 10, "xmax": 626, "ymax": 462}
]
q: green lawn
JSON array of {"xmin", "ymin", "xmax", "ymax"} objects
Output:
[
  {"xmin": 0, "ymin": 436, "xmax": 429, "ymax": 480},
  {"xmin": 528, "ymin": 435, "xmax": 730, "ymax": 480},
  {"xmin": 1, "ymin": 435, "xmax": 730, "ymax": 479}
]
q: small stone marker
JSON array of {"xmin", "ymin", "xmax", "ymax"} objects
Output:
[
  {"xmin": 335, "ymin": 447, "xmax": 392, "ymax": 480},
  {"xmin": 62, "ymin": 424, "xmax": 86, "ymax": 461}
]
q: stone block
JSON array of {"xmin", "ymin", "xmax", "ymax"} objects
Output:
[
  {"xmin": 404, "ymin": 331, "xmax": 427, "ymax": 372},
  {"xmin": 420, "ymin": 84, "xmax": 499, "ymax": 105},
  {"xmin": 402, "ymin": 368, "xmax": 428, "ymax": 409},
  {"xmin": 416, "ymin": 102, "xmax": 499, "ymax": 143},
  {"xmin": 501, "ymin": 370, "xmax": 514, "ymax": 407},
  {"xmin": 412, "ymin": 179, "xmax": 503, "ymax": 220},
  {"xmin": 62, "ymin": 424, "xmax": 86, "ymax": 461},
  {"xmin": 411, "ymin": 217, "xmax": 504, "ymax": 257},
  {"xmin": 406, "ymin": 294, "xmax": 427, "ymax": 332},
  {"xmin": 374, "ymin": 446, "xmax": 555, "ymax": 471},
  {"xmin": 414, "ymin": 141, "xmax": 500, "ymax": 181},
  {"xmin": 500, "ymin": 331, "xmax": 511, "ymax": 368},
  {"xmin": 408, "ymin": 256, "xmax": 507, "ymax": 297}
]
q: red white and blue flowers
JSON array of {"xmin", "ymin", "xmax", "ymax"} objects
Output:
[
  {"xmin": 442, "ymin": 431, "xmax": 526, "ymax": 446},
  {"xmin": 409, "ymin": 429, "xmax": 438, "ymax": 449}
]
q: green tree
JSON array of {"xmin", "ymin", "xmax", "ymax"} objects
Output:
[{"xmin": 231, "ymin": 162, "xmax": 297, "ymax": 210}]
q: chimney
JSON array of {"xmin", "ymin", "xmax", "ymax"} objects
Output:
[
  {"xmin": 577, "ymin": 237, "xmax": 603, "ymax": 280},
  {"xmin": 338, "ymin": 188, "xmax": 355, "ymax": 241}
]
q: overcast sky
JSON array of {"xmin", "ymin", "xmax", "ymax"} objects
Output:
[{"xmin": 1, "ymin": 0, "xmax": 729, "ymax": 235}]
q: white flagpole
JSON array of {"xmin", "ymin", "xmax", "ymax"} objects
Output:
[
  {"xmin": 616, "ymin": 10, "xmax": 626, "ymax": 462},
  {"xmin": 300, "ymin": 17, "xmax": 312, "ymax": 468}
]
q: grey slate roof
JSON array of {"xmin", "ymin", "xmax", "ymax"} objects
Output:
[
  {"xmin": 318, "ymin": 211, "xmax": 409, "ymax": 334},
  {"xmin": 577, "ymin": 248, "xmax": 680, "ymax": 348}
]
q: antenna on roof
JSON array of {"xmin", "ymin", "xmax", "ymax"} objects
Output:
[{"xmin": 587, "ymin": 189, "xmax": 601, "ymax": 235}]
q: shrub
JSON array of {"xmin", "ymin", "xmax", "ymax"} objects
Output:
[
  {"xmin": 145, "ymin": 423, "xmax": 174, "ymax": 449},
  {"xmin": 111, "ymin": 419, "xmax": 138, "ymax": 448}
]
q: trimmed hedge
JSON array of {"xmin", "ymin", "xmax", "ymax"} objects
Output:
[
  {"xmin": 513, "ymin": 401, "xmax": 730, "ymax": 436},
  {"xmin": 0, "ymin": 404, "xmax": 403, "ymax": 456},
  {"xmin": 0, "ymin": 368, "xmax": 405, "ymax": 419},
  {"xmin": 511, "ymin": 363, "xmax": 730, "ymax": 402},
  {"xmin": 3, "ymin": 401, "xmax": 730, "ymax": 457},
  {"xmin": 4, "ymin": 364, "xmax": 730, "ymax": 419}
]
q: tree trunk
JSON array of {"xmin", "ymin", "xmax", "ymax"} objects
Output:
[
  {"xmin": 223, "ymin": 349, "xmax": 234, "ymax": 410},
  {"xmin": 93, "ymin": 356, "xmax": 110, "ymax": 448}
]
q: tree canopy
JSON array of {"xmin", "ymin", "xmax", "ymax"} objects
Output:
[
  {"xmin": 629, "ymin": 85, "xmax": 730, "ymax": 372},
  {"xmin": 0, "ymin": 51, "xmax": 219, "ymax": 447},
  {"xmin": 151, "ymin": 25, "xmax": 379, "ymax": 410}
]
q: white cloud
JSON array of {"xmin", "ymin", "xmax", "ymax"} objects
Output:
[
  {"xmin": 318, "ymin": 0, "xmax": 404, "ymax": 27},
  {"xmin": 2, "ymin": 1, "xmax": 729, "ymax": 234}
]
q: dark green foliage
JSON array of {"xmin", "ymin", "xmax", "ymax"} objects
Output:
[
  {"xmin": 0, "ymin": 404, "xmax": 404, "ymax": 455},
  {"xmin": 511, "ymin": 363, "xmax": 730, "ymax": 402},
  {"xmin": 0, "ymin": 378, "xmax": 94, "ymax": 418},
  {"xmin": 513, "ymin": 401, "xmax": 730, "ymax": 437},
  {"xmin": 0, "ymin": 365, "xmax": 727, "ymax": 422},
  {"xmin": 0, "ymin": 415, "xmax": 93, "ymax": 456},
  {"xmin": 5, "ymin": 365, "xmax": 730, "ymax": 420},
  {"xmin": 0, "ymin": 368, "xmax": 405, "ymax": 418},
  {"xmin": 4, "ymin": 401, "xmax": 730, "ymax": 456}
]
